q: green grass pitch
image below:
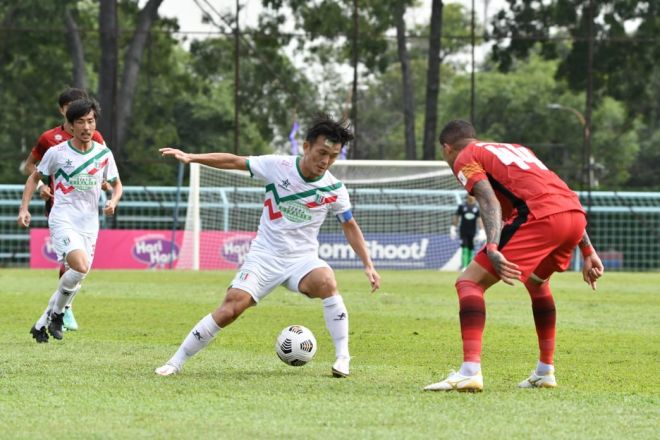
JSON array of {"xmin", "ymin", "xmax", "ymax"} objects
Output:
[{"xmin": 0, "ymin": 269, "xmax": 658, "ymax": 439}]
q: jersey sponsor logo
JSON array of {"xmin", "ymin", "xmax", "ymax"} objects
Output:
[
  {"xmin": 69, "ymin": 174, "xmax": 97, "ymax": 191},
  {"xmin": 280, "ymin": 200, "xmax": 312, "ymax": 223}
]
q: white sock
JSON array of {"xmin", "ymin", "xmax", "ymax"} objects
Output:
[
  {"xmin": 536, "ymin": 361, "xmax": 554, "ymax": 376},
  {"xmin": 459, "ymin": 361, "xmax": 481, "ymax": 376},
  {"xmin": 52, "ymin": 270, "xmax": 86, "ymax": 314},
  {"xmin": 64, "ymin": 284, "xmax": 82, "ymax": 308},
  {"xmin": 34, "ymin": 290, "xmax": 59, "ymax": 329},
  {"xmin": 168, "ymin": 314, "xmax": 221, "ymax": 370},
  {"xmin": 323, "ymin": 295, "xmax": 349, "ymax": 359}
]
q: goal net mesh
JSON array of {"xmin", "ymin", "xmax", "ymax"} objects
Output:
[{"xmin": 177, "ymin": 159, "xmax": 465, "ymax": 270}]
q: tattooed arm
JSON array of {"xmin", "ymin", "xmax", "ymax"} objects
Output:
[
  {"xmin": 578, "ymin": 230, "xmax": 604, "ymax": 291},
  {"xmin": 472, "ymin": 180, "xmax": 521, "ymax": 285}
]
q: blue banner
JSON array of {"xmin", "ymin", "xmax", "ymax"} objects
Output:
[{"xmin": 318, "ymin": 233, "xmax": 458, "ymax": 270}]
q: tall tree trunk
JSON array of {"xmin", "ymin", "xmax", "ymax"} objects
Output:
[
  {"xmin": 395, "ymin": 2, "xmax": 416, "ymax": 160},
  {"xmin": 97, "ymin": 0, "xmax": 118, "ymax": 151},
  {"xmin": 64, "ymin": 8, "xmax": 87, "ymax": 89},
  {"xmin": 115, "ymin": 0, "xmax": 164, "ymax": 154},
  {"xmin": 422, "ymin": 0, "xmax": 443, "ymax": 160}
]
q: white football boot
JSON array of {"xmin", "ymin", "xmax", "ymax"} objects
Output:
[
  {"xmin": 332, "ymin": 356, "xmax": 350, "ymax": 378},
  {"xmin": 424, "ymin": 370, "xmax": 483, "ymax": 392},
  {"xmin": 155, "ymin": 363, "xmax": 180, "ymax": 376},
  {"xmin": 518, "ymin": 369, "xmax": 557, "ymax": 388}
]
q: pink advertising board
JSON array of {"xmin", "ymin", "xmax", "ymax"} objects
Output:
[{"xmin": 29, "ymin": 229, "xmax": 256, "ymax": 270}]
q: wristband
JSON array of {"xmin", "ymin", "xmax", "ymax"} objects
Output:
[
  {"xmin": 580, "ymin": 245, "xmax": 594, "ymax": 257},
  {"xmin": 486, "ymin": 243, "xmax": 498, "ymax": 254}
]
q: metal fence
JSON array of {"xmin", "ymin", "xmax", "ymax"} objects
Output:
[{"xmin": 1, "ymin": 184, "xmax": 658, "ymax": 271}]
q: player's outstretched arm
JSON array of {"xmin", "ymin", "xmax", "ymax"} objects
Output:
[
  {"xmin": 472, "ymin": 180, "xmax": 521, "ymax": 285},
  {"xmin": 17, "ymin": 171, "xmax": 41, "ymax": 228},
  {"xmin": 159, "ymin": 147, "xmax": 248, "ymax": 171},
  {"xmin": 340, "ymin": 218, "xmax": 381, "ymax": 292},
  {"xmin": 579, "ymin": 231, "xmax": 604, "ymax": 290}
]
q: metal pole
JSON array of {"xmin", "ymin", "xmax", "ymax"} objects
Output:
[
  {"xmin": 169, "ymin": 161, "xmax": 184, "ymax": 269},
  {"xmin": 234, "ymin": 0, "xmax": 240, "ymax": 155},
  {"xmin": 470, "ymin": 0, "xmax": 475, "ymax": 125},
  {"xmin": 585, "ymin": 0, "xmax": 594, "ymax": 216},
  {"xmin": 350, "ymin": 0, "xmax": 359, "ymax": 158}
]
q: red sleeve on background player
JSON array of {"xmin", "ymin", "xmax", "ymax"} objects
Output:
[
  {"xmin": 31, "ymin": 133, "xmax": 50, "ymax": 161},
  {"xmin": 453, "ymin": 146, "xmax": 488, "ymax": 194},
  {"xmin": 92, "ymin": 130, "xmax": 105, "ymax": 144}
]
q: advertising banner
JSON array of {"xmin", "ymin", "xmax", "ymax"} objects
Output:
[{"xmin": 31, "ymin": 229, "xmax": 460, "ymax": 270}]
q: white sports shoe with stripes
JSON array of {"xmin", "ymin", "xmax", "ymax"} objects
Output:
[{"xmin": 424, "ymin": 370, "xmax": 483, "ymax": 392}]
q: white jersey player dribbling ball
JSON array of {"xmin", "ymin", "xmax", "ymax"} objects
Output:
[{"xmin": 232, "ymin": 155, "xmax": 352, "ymax": 302}]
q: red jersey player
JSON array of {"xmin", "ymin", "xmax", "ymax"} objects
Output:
[
  {"xmin": 21, "ymin": 88, "xmax": 105, "ymax": 332},
  {"xmin": 424, "ymin": 119, "xmax": 604, "ymax": 392}
]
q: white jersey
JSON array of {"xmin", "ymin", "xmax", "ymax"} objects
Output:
[
  {"xmin": 37, "ymin": 140, "xmax": 119, "ymax": 234},
  {"xmin": 247, "ymin": 155, "xmax": 351, "ymax": 256}
]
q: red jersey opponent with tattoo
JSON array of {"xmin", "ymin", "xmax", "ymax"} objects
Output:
[{"xmin": 425, "ymin": 119, "xmax": 604, "ymax": 392}]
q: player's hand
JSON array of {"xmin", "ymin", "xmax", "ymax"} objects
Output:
[
  {"xmin": 364, "ymin": 266, "xmax": 381, "ymax": 293},
  {"xmin": 17, "ymin": 209, "xmax": 31, "ymax": 228},
  {"xmin": 159, "ymin": 147, "xmax": 191, "ymax": 164},
  {"xmin": 103, "ymin": 200, "xmax": 117, "ymax": 216},
  {"xmin": 38, "ymin": 184, "xmax": 53, "ymax": 201},
  {"xmin": 582, "ymin": 253, "xmax": 604, "ymax": 291},
  {"xmin": 487, "ymin": 249, "xmax": 521, "ymax": 286},
  {"xmin": 449, "ymin": 225, "xmax": 458, "ymax": 240},
  {"xmin": 101, "ymin": 180, "xmax": 110, "ymax": 191}
]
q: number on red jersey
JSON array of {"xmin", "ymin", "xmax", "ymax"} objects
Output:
[{"xmin": 475, "ymin": 142, "xmax": 548, "ymax": 171}]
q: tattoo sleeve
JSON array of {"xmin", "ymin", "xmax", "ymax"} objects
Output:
[
  {"xmin": 579, "ymin": 231, "xmax": 592, "ymax": 249},
  {"xmin": 472, "ymin": 180, "xmax": 502, "ymax": 245}
]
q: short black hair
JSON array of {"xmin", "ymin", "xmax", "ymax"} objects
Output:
[
  {"xmin": 439, "ymin": 119, "xmax": 477, "ymax": 146},
  {"xmin": 58, "ymin": 88, "xmax": 89, "ymax": 108},
  {"xmin": 66, "ymin": 98, "xmax": 101, "ymax": 124},
  {"xmin": 305, "ymin": 113, "xmax": 354, "ymax": 146}
]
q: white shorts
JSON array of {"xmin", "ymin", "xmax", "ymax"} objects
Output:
[
  {"xmin": 50, "ymin": 227, "xmax": 97, "ymax": 267},
  {"xmin": 230, "ymin": 250, "xmax": 331, "ymax": 303}
]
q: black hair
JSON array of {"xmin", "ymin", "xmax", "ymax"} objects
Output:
[
  {"xmin": 439, "ymin": 119, "xmax": 477, "ymax": 146},
  {"xmin": 58, "ymin": 88, "xmax": 89, "ymax": 108},
  {"xmin": 65, "ymin": 98, "xmax": 101, "ymax": 124},
  {"xmin": 305, "ymin": 113, "xmax": 354, "ymax": 146}
]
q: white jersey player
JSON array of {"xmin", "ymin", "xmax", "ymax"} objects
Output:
[
  {"xmin": 156, "ymin": 113, "xmax": 380, "ymax": 378},
  {"xmin": 17, "ymin": 98, "xmax": 123, "ymax": 343}
]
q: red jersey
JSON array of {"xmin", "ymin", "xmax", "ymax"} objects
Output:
[
  {"xmin": 31, "ymin": 125, "xmax": 105, "ymax": 160},
  {"xmin": 452, "ymin": 141, "xmax": 584, "ymax": 220}
]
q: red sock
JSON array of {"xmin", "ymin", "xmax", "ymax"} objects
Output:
[
  {"xmin": 456, "ymin": 280, "xmax": 486, "ymax": 363},
  {"xmin": 524, "ymin": 280, "xmax": 556, "ymax": 365}
]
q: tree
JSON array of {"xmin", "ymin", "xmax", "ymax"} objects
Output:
[
  {"xmin": 394, "ymin": 1, "xmax": 416, "ymax": 159},
  {"xmin": 490, "ymin": 0, "xmax": 659, "ymax": 189},
  {"xmin": 422, "ymin": 0, "xmax": 443, "ymax": 160}
]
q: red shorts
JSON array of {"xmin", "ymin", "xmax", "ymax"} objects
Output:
[{"xmin": 474, "ymin": 210, "xmax": 586, "ymax": 282}]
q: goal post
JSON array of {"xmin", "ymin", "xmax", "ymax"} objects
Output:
[{"xmin": 177, "ymin": 159, "xmax": 466, "ymax": 271}]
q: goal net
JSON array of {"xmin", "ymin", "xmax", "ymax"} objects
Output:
[{"xmin": 176, "ymin": 159, "xmax": 466, "ymax": 271}]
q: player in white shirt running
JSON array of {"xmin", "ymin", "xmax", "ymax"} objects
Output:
[
  {"xmin": 156, "ymin": 113, "xmax": 381, "ymax": 378},
  {"xmin": 17, "ymin": 98, "xmax": 123, "ymax": 343}
]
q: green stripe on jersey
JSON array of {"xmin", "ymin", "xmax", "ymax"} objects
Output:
[
  {"xmin": 54, "ymin": 147, "xmax": 111, "ymax": 181},
  {"xmin": 264, "ymin": 181, "xmax": 343, "ymax": 203}
]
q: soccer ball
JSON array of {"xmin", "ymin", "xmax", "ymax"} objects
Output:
[{"xmin": 275, "ymin": 325, "xmax": 318, "ymax": 367}]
